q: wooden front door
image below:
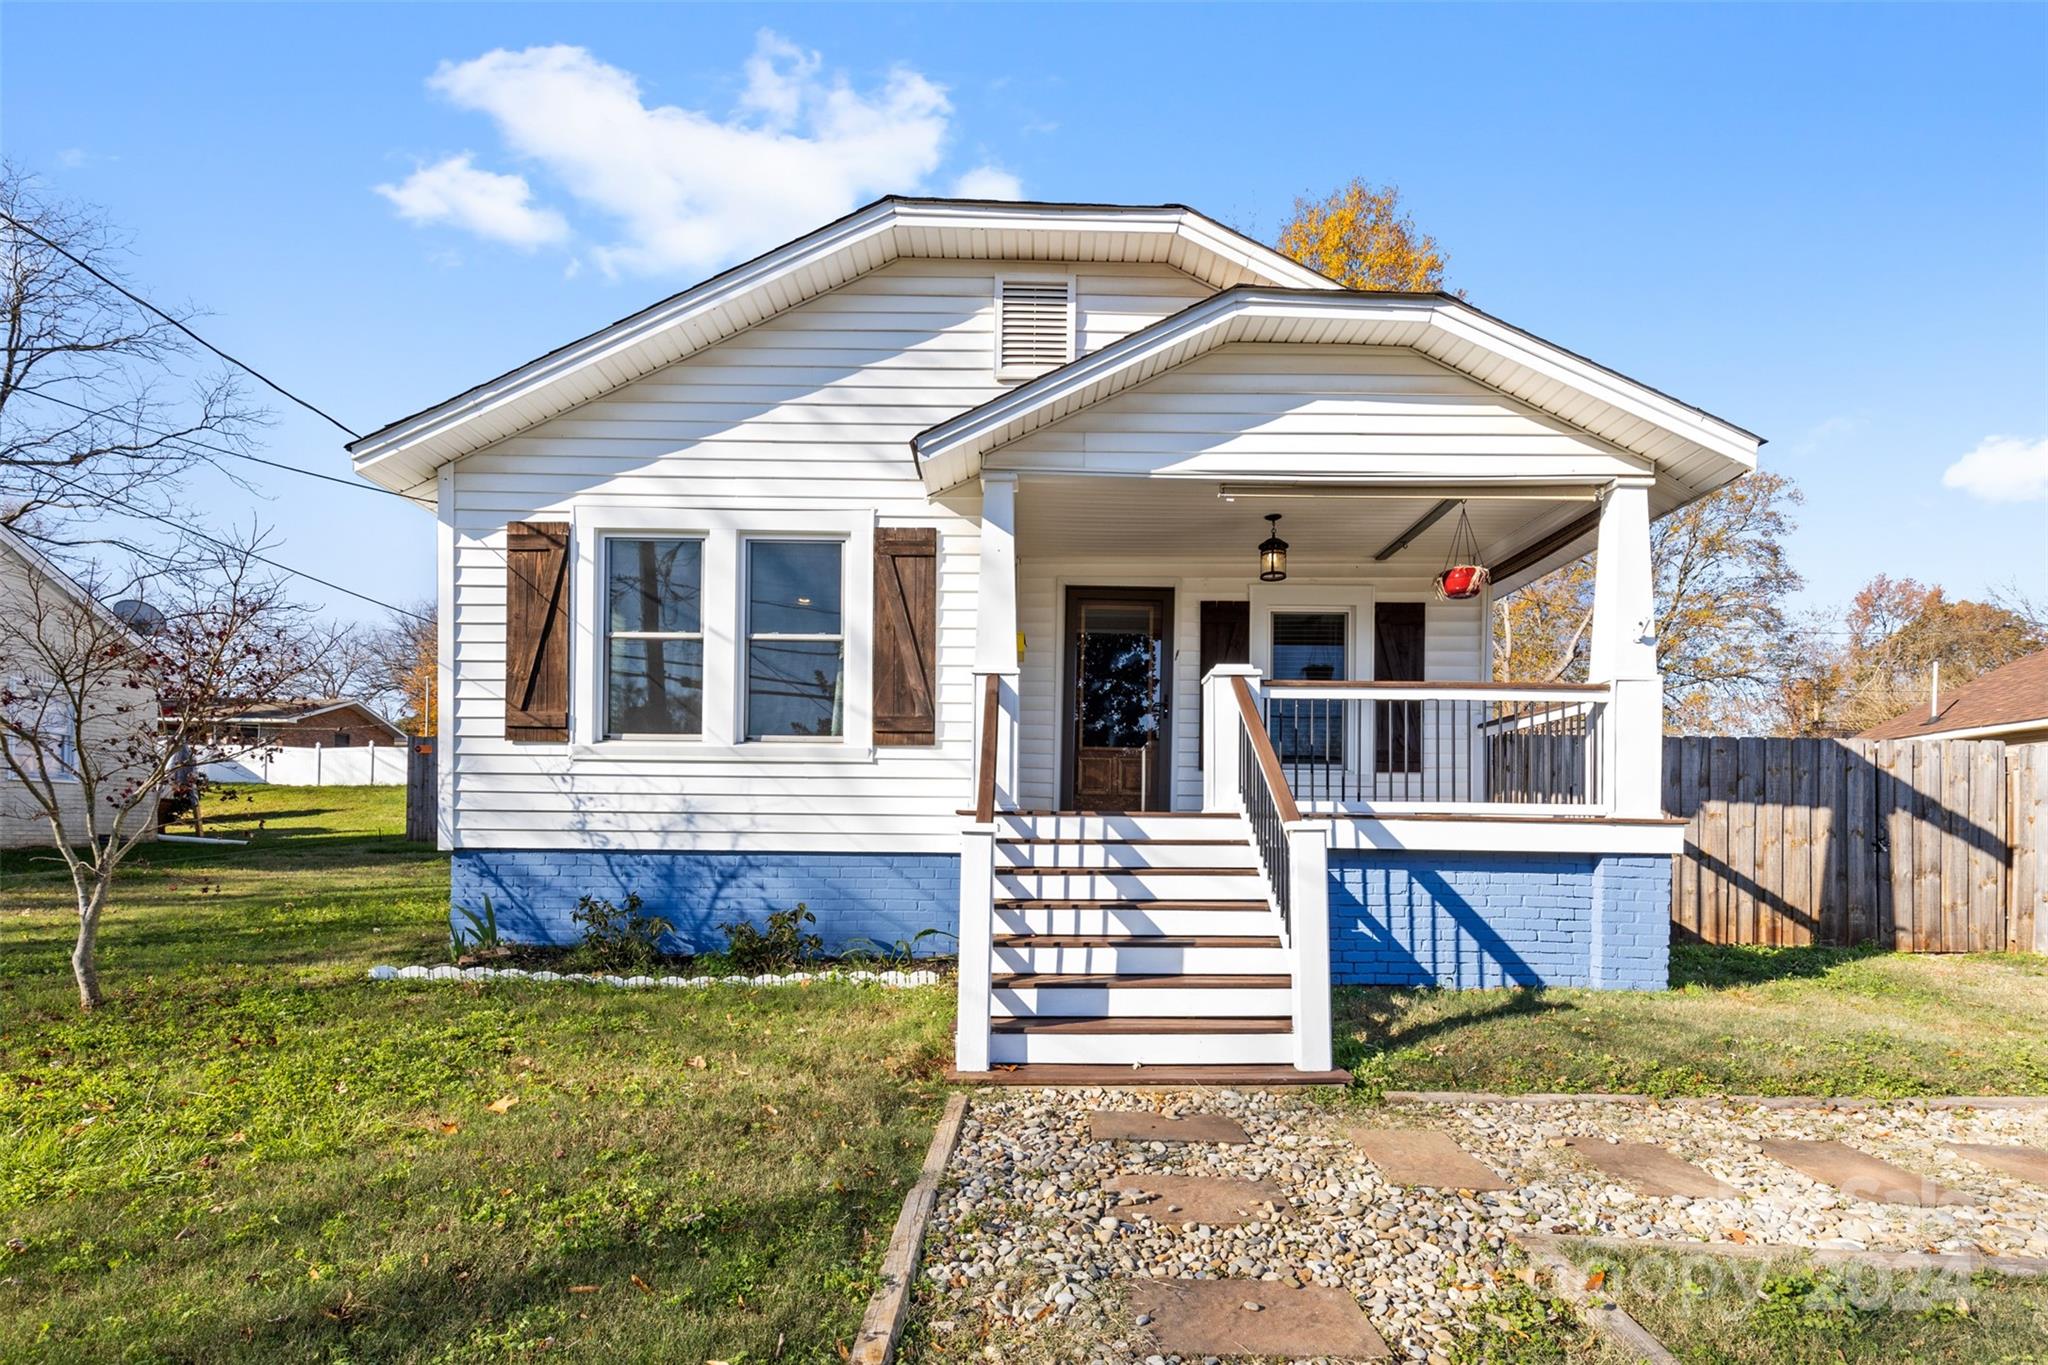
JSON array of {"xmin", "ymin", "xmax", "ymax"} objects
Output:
[{"xmin": 1061, "ymin": 587, "xmax": 1173, "ymax": 811}]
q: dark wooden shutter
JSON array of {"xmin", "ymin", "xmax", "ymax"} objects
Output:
[
  {"xmin": 1197, "ymin": 601, "xmax": 1251, "ymax": 767},
  {"xmin": 1374, "ymin": 602, "xmax": 1426, "ymax": 773},
  {"xmin": 873, "ymin": 527, "xmax": 939, "ymax": 746},
  {"xmin": 504, "ymin": 521, "xmax": 571, "ymax": 742}
]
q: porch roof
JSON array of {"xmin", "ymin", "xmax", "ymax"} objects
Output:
[{"xmin": 911, "ymin": 288, "xmax": 1765, "ymax": 513}]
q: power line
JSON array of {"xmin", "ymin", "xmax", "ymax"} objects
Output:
[
  {"xmin": 28, "ymin": 390, "xmax": 432, "ymax": 508},
  {"xmin": 0, "ymin": 210, "xmax": 363, "ymax": 439},
  {"xmin": 22, "ymin": 463, "xmax": 430, "ymax": 623}
]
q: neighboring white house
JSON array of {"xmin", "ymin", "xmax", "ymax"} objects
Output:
[
  {"xmin": 0, "ymin": 524, "xmax": 160, "ymax": 849},
  {"xmin": 349, "ymin": 197, "xmax": 1762, "ymax": 1080}
]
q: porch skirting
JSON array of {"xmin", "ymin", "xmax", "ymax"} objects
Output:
[
  {"xmin": 1328, "ymin": 852, "xmax": 1670, "ymax": 991},
  {"xmin": 450, "ymin": 850, "xmax": 962, "ymax": 956}
]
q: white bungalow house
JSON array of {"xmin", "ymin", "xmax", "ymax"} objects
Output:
[{"xmin": 349, "ymin": 197, "xmax": 1760, "ymax": 1082}]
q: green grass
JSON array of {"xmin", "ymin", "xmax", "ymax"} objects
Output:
[
  {"xmin": 1, "ymin": 786, "xmax": 952, "ymax": 1362},
  {"xmin": 1557, "ymin": 1244, "xmax": 2048, "ymax": 1364},
  {"xmin": 1332, "ymin": 944, "xmax": 2048, "ymax": 1099}
]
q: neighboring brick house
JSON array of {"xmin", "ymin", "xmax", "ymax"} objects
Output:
[
  {"xmin": 1858, "ymin": 649, "xmax": 2048, "ymax": 746},
  {"xmin": 213, "ymin": 699, "xmax": 406, "ymax": 749}
]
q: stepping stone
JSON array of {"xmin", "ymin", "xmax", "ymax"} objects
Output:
[
  {"xmin": 1759, "ymin": 1139, "xmax": 1971, "ymax": 1207},
  {"xmin": 1128, "ymin": 1277, "xmax": 1389, "ymax": 1359},
  {"xmin": 1342, "ymin": 1126, "xmax": 1510, "ymax": 1190},
  {"xmin": 1102, "ymin": 1173, "xmax": 1289, "ymax": 1225},
  {"xmin": 1564, "ymin": 1139, "xmax": 1739, "ymax": 1199},
  {"xmin": 1088, "ymin": 1111, "xmax": 1248, "ymax": 1144},
  {"xmin": 1946, "ymin": 1142, "xmax": 2048, "ymax": 1185}
]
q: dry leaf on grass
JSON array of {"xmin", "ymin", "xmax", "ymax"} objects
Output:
[
  {"xmin": 486, "ymin": 1096, "xmax": 518, "ymax": 1114},
  {"xmin": 630, "ymin": 1273, "xmax": 654, "ymax": 1295},
  {"xmin": 1583, "ymin": 1269, "xmax": 1606, "ymax": 1291},
  {"xmin": 433, "ymin": 1121, "xmax": 460, "ymax": 1135},
  {"xmin": 686, "ymin": 1055, "xmax": 708, "ymax": 1070},
  {"xmin": 569, "ymin": 1285, "xmax": 598, "ymax": 1294}
]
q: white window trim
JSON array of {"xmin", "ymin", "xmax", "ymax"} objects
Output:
[
  {"xmin": 993, "ymin": 273, "xmax": 1078, "ymax": 382},
  {"xmin": 569, "ymin": 506, "xmax": 874, "ymax": 761},
  {"xmin": 601, "ymin": 535, "xmax": 707, "ymax": 741},
  {"xmin": 1249, "ymin": 582, "xmax": 1376, "ymax": 682},
  {"xmin": 0, "ymin": 692, "xmax": 80, "ymax": 783},
  {"xmin": 741, "ymin": 535, "xmax": 849, "ymax": 744}
]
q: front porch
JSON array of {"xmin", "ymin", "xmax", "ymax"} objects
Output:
[{"xmin": 950, "ymin": 471, "xmax": 1683, "ymax": 1080}]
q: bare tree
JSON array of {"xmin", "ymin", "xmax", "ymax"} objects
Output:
[
  {"xmin": 1, "ymin": 161, "xmax": 261, "ymax": 531},
  {"xmin": 285, "ymin": 617, "xmax": 386, "ymax": 703},
  {"xmin": 0, "ymin": 529, "xmax": 307, "ymax": 1010},
  {"xmin": 367, "ymin": 599, "xmax": 438, "ymax": 734}
]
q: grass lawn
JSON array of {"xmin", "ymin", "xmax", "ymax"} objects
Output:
[
  {"xmin": 1, "ymin": 786, "xmax": 952, "ymax": 1363},
  {"xmin": 1547, "ymin": 1243, "xmax": 2048, "ymax": 1364},
  {"xmin": 1333, "ymin": 944, "xmax": 2048, "ymax": 1099}
]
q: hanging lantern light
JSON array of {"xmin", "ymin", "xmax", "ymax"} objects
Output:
[
  {"xmin": 1257, "ymin": 513, "xmax": 1289, "ymax": 582},
  {"xmin": 1434, "ymin": 503, "xmax": 1492, "ymax": 601}
]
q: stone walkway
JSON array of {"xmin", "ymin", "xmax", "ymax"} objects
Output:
[{"xmin": 909, "ymin": 1090, "xmax": 2048, "ymax": 1363}]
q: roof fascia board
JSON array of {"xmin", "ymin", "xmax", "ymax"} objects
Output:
[
  {"xmin": 913, "ymin": 288, "xmax": 1759, "ymax": 479},
  {"xmin": 349, "ymin": 201, "xmax": 1335, "ymax": 489},
  {"xmin": 348, "ymin": 200, "xmax": 904, "ymax": 477}
]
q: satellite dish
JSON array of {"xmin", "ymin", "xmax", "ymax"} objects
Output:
[{"xmin": 111, "ymin": 599, "xmax": 165, "ymax": 635}]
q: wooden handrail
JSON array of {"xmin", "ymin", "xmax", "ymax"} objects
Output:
[
  {"xmin": 1230, "ymin": 675, "xmax": 1301, "ymax": 824},
  {"xmin": 973, "ymin": 672, "xmax": 1000, "ymax": 823},
  {"xmin": 1261, "ymin": 678, "xmax": 1612, "ymax": 693}
]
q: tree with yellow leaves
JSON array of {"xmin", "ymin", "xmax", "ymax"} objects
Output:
[{"xmin": 1275, "ymin": 178, "xmax": 1449, "ymax": 292}]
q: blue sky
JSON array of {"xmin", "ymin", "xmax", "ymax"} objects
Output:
[{"xmin": 5, "ymin": 2, "xmax": 2044, "ymax": 627}]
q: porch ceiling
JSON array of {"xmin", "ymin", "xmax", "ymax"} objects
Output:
[{"xmin": 1012, "ymin": 475, "xmax": 1583, "ymax": 575}]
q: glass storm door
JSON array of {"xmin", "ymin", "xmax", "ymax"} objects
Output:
[{"xmin": 1062, "ymin": 588, "xmax": 1173, "ymax": 811}]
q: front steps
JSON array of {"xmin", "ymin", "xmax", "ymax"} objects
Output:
[{"xmin": 982, "ymin": 812, "xmax": 1299, "ymax": 1067}]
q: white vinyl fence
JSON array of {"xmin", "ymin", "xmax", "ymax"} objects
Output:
[{"xmin": 201, "ymin": 742, "xmax": 404, "ymax": 787}]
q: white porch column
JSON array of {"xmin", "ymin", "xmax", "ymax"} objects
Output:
[
  {"xmin": 954, "ymin": 821, "xmax": 995, "ymax": 1073},
  {"xmin": 1201, "ymin": 665, "xmax": 1261, "ymax": 813},
  {"xmin": 1589, "ymin": 480, "xmax": 1662, "ymax": 817},
  {"xmin": 1285, "ymin": 818, "xmax": 1332, "ymax": 1072},
  {"xmin": 976, "ymin": 473, "xmax": 1021, "ymax": 804}
]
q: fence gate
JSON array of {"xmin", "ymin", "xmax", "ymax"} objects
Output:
[
  {"xmin": 405, "ymin": 737, "xmax": 437, "ymax": 844},
  {"xmin": 1664, "ymin": 737, "xmax": 2041, "ymax": 953}
]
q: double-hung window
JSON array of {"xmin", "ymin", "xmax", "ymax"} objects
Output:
[
  {"xmin": 604, "ymin": 538, "xmax": 703, "ymax": 736},
  {"xmin": 745, "ymin": 539, "xmax": 844, "ymax": 740}
]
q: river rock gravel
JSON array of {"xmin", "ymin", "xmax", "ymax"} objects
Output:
[{"xmin": 903, "ymin": 1090, "xmax": 2048, "ymax": 1364}]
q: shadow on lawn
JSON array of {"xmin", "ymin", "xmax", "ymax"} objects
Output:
[
  {"xmin": 1669, "ymin": 942, "xmax": 1891, "ymax": 990},
  {"xmin": 1332, "ymin": 986, "xmax": 1571, "ymax": 1073}
]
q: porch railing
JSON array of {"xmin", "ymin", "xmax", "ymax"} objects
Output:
[
  {"xmin": 1231, "ymin": 674, "xmax": 1301, "ymax": 943},
  {"xmin": 1260, "ymin": 680, "xmax": 1610, "ymax": 812}
]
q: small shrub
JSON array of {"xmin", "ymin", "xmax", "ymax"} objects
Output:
[
  {"xmin": 842, "ymin": 926, "xmax": 954, "ymax": 972},
  {"xmin": 721, "ymin": 903, "xmax": 822, "ymax": 973},
  {"xmin": 568, "ymin": 892, "xmax": 673, "ymax": 973}
]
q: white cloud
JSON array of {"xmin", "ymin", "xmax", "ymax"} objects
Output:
[
  {"xmin": 1941, "ymin": 435, "xmax": 2048, "ymax": 503},
  {"xmin": 375, "ymin": 153, "xmax": 569, "ymax": 250},
  {"xmin": 951, "ymin": 164, "xmax": 1024, "ymax": 200},
  {"xmin": 408, "ymin": 33, "xmax": 963, "ymax": 276}
]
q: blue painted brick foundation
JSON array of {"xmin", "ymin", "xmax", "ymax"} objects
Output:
[
  {"xmin": 451, "ymin": 850, "xmax": 960, "ymax": 956},
  {"xmin": 1328, "ymin": 852, "xmax": 1670, "ymax": 990}
]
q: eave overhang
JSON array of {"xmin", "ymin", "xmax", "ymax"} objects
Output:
[{"xmin": 346, "ymin": 198, "xmax": 1339, "ymax": 495}]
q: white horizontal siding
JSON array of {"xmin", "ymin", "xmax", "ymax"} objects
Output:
[
  {"xmin": 988, "ymin": 344, "xmax": 1650, "ymax": 481},
  {"xmin": 443, "ymin": 259, "xmax": 1212, "ymax": 853}
]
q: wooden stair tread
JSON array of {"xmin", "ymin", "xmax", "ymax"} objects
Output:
[
  {"xmin": 998, "ymin": 837, "xmax": 1253, "ymax": 847},
  {"xmin": 992, "ymin": 934, "xmax": 1282, "ymax": 948},
  {"xmin": 996, "ymin": 899, "xmax": 1272, "ymax": 911},
  {"xmin": 994, "ymin": 973, "xmax": 1292, "ymax": 989},
  {"xmin": 990, "ymin": 1016, "xmax": 1294, "ymax": 1035},
  {"xmin": 949, "ymin": 1064, "xmax": 1351, "ymax": 1087},
  {"xmin": 1000, "ymin": 865, "xmax": 1258, "ymax": 876}
]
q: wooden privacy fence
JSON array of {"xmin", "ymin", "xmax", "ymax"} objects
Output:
[
  {"xmin": 405, "ymin": 737, "xmax": 437, "ymax": 844},
  {"xmin": 1663, "ymin": 737, "xmax": 2045, "ymax": 953}
]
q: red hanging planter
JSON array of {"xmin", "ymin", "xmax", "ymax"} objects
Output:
[
  {"xmin": 1436, "ymin": 563, "xmax": 1491, "ymax": 600},
  {"xmin": 1433, "ymin": 504, "xmax": 1492, "ymax": 601}
]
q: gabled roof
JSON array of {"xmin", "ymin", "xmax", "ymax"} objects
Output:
[
  {"xmin": 911, "ymin": 287, "xmax": 1764, "ymax": 499},
  {"xmin": 1857, "ymin": 649, "xmax": 2048, "ymax": 742},
  {"xmin": 347, "ymin": 197, "xmax": 1337, "ymax": 494},
  {"xmin": 0, "ymin": 523, "xmax": 147, "ymax": 645}
]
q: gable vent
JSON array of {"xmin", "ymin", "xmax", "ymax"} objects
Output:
[{"xmin": 996, "ymin": 279, "xmax": 1074, "ymax": 378}]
